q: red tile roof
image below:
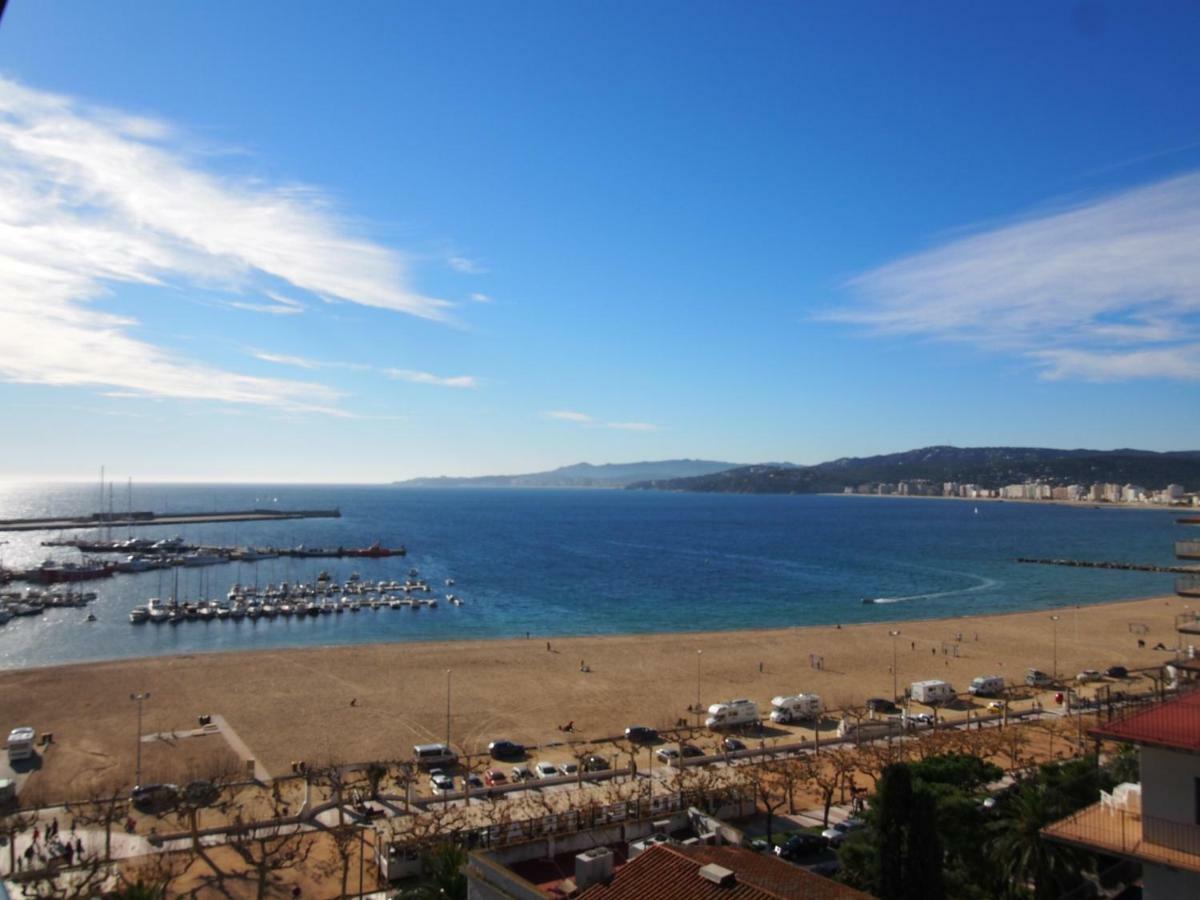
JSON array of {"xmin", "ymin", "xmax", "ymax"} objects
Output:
[
  {"xmin": 576, "ymin": 844, "xmax": 871, "ymax": 900},
  {"xmin": 1090, "ymin": 690, "xmax": 1200, "ymax": 753}
]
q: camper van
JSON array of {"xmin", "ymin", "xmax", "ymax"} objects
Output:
[
  {"xmin": 968, "ymin": 675, "xmax": 1005, "ymax": 697},
  {"xmin": 910, "ymin": 680, "xmax": 957, "ymax": 705},
  {"xmin": 412, "ymin": 742, "xmax": 457, "ymax": 769},
  {"xmin": 6, "ymin": 727, "xmax": 35, "ymax": 763},
  {"xmin": 705, "ymin": 699, "xmax": 759, "ymax": 730},
  {"xmin": 769, "ymin": 694, "xmax": 823, "ymax": 724},
  {"xmin": 837, "ymin": 716, "xmax": 903, "ymax": 741}
]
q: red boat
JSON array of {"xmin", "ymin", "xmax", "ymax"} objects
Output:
[{"xmin": 346, "ymin": 541, "xmax": 406, "ymax": 558}]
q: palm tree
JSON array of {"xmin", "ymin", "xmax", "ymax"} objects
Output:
[
  {"xmin": 987, "ymin": 785, "xmax": 1087, "ymax": 900},
  {"xmin": 396, "ymin": 843, "xmax": 468, "ymax": 900}
]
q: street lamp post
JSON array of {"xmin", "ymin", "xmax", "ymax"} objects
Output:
[
  {"xmin": 130, "ymin": 691, "xmax": 150, "ymax": 787},
  {"xmin": 695, "ymin": 650, "xmax": 702, "ymax": 726},
  {"xmin": 445, "ymin": 670, "xmax": 452, "ymax": 809},
  {"xmin": 1050, "ymin": 615, "xmax": 1060, "ymax": 680},
  {"xmin": 889, "ymin": 630, "xmax": 901, "ymax": 701}
]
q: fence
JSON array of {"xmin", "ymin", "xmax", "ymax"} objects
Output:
[{"xmin": 1045, "ymin": 804, "xmax": 1200, "ymax": 872}]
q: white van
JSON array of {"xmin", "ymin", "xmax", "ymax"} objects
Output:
[
  {"xmin": 6, "ymin": 727, "xmax": 35, "ymax": 762},
  {"xmin": 412, "ymin": 742, "xmax": 456, "ymax": 769},
  {"xmin": 968, "ymin": 675, "xmax": 1005, "ymax": 697},
  {"xmin": 838, "ymin": 716, "xmax": 903, "ymax": 741},
  {"xmin": 910, "ymin": 680, "xmax": 957, "ymax": 705},
  {"xmin": 769, "ymin": 694, "xmax": 823, "ymax": 724},
  {"xmin": 705, "ymin": 699, "xmax": 759, "ymax": 730}
]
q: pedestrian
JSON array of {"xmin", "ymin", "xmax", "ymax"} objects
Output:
[
  {"xmin": 51, "ymin": 818, "xmax": 58, "ymax": 837},
  {"xmin": 74, "ymin": 837, "xmax": 83, "ymax": 856},
  {"xmin": 350, "ymin": 698, "xmax": 357, "ymax": 707},
  {"xmin": 24, "ymin": 844, "xmax": 33, "ymax": 864},
  {"xmin": 32, "ymin": 826, "xmax": 39, "ymax": 843},
  {"xmin": 546, "ymin": 641, "xmax": 551, "ymax": 652},
  {"xmin": 64, "ymin": 844, "xmax": 74, "ymax": 866},
  {"xmin": 910, "ymin": 641, "xmax": 915, "ymax": 651}
]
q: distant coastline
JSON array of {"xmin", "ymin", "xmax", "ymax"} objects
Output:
[{"xmin": 823, "ymin": 492, "xmax": 1190, "ymax": 513}]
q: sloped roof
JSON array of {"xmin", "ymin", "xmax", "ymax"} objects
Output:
[
  {"xmin": 1090, "ymin": 689, "xmax": 1200, "ymax": 753},
  {"xmin": 576, "ymin": 843, "xmax": 871, "ymax": 900}
]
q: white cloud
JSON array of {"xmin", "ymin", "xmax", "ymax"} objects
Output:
[
  {"xmin": 448, "ymin": 255, "xmax": 487, "ymax": 274},
  {"xmin": 605, "ymin": 421, "xmax": 659, "ymax": 431},
  {"xmin": 252, "ymin": 351, "xmax": 320, "ymax": 369},
  {"xmin": 546, "ymin": 410, "xmax": 594, "ymax": 423},
  {"xmin": 384, "ymin": 369, "xmax": 478, "ymax": 389},
  {"xmin": 830, "ymin": 172, "xmax": 1200, "ymax": 381},
  {"xmin": 470, "ymin": 292, "xmax": 492, "ymax": 303},
  {"xmin": 0, "ymin": 76, "xmax": 454, "ymax": 413}
]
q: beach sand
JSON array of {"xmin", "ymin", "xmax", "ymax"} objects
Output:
[{"xmin": 2, "ymin": 593, "xmax": 1190, "ymax": 800}]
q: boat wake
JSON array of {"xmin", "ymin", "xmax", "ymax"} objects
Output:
[{"xmin": 863, "ymin": 573, "xmax": 999, "ymax": 605}]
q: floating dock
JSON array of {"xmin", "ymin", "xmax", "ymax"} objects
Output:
[{"xmin": 0, "ymin": 508, "xmax": 341, "ymax": 533}]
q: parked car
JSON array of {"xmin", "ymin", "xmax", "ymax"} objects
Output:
[
  {"xmin": 511, "ymin": 764, "xmax": 533, "ymax": 782},
  {"xmin": 1076, "ymin": 669, "xmax": 1102, "ymax": 683},
  {"xmin": 821, "ymin": 818, "xmax": 865, "ymax": 847},
  {"xmin": 681, "ymin": 744, "xmax": 704, "ymax": 758},
  {"xmin": 484, "ymin": 769, "xmax": 508, "ymax": 787},
  {"xmin": 866, "ymin": 698, "xmax": 899, "ymax": 714},
  {"xmin": 908, "ymin": 712, "xmax": 934, "ymax": 726},
  {"xmin": 986, "ymin": 700, "xmax": 1006, "ymax": 713},
  {"xmin": 655, "ymin": 747, "xmax": 680, "ymax": 763},
  {"xmin": 625, "ymin": 725, "xmax": 658, "ymax": 743},
  {"xmin": 131, "ymin": 783, "xmax": 179, "ymax": 814},
  {"xmin": 1106, "ymin": 665, "xmax": 1129, "ymax": 679},
  {"xmin": 534, "ymin": 761, "xmax": 560, "ymax": 779},
  {"xmin": 465, "ymin": 774, "xmax": 484, "ymax": 791},
  {"xmin": 429, "ymin": 770, "xmax": 454, "ymax": 794},
  {"xmin": 560, "ymin": 763, "xmax": 579, "ymax": 778},
  {"xmin": 488, "ymin": 739, "xmax": 525, "ymax": 759},
  {"xmin": 182, "ymin": 779, "xmax": 219, "ymax": 808},
  {"xmin": 774, "ymin": 833, "xmax": 826, "ymax": 860},
  {"xmin": 722, "ymin": 737, "xmax": 746, "ymax": 752},
  {"xmin": 582, "ymin": 755, "xmax": 611, "ymax": 772}
]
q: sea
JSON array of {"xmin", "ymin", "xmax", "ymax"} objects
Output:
[{"xmin": 0, "ymin": 483, "xmax": 1188, "ymax": 670}]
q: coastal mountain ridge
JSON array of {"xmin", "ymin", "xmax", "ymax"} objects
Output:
[
  {"xmin": 392, "ymin": 459, "xmax": 742, "ymax": 488},
  {"xmin": 626, "ymin": 445, "xmax": 1200, "ymax": 494}
]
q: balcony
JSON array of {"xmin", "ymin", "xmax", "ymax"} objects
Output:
[
  {"xmin": 1180, "ymin": 575, "xmax": 1200, "ymax": 599},
  {"xmin": 1177, "ymin": 540, "xmax": 1200, "ymax": 560},
  {"xmin": 1043, "ymin": 802, "xmax": 1200, "ymax": 874}
]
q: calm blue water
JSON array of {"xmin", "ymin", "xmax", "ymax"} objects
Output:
[{"xmin": 0, "ymin": 483, "xmax": 1185, "ymax": 669}]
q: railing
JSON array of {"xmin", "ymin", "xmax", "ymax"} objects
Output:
[
  {"xmin": 1177, "ymin": 575, "xmax": 1200, "ymax": 597},
  {"xmin": 1044, "ymin": 803, "xmax": 1200, "ymax": 872},
  {"xmin": 1177, "ymin": 540, "xmax": 1200, "ymax": 560}
]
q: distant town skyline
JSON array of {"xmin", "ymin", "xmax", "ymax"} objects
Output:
[{"xmin": 2, "ymin": 3, "xmax": 1200, "ymax": 481}]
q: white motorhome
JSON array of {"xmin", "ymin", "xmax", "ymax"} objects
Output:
[
  {"xmin": 837, "ymin": 716, "xmax": 903, "ymax": 741},
  {"xmin": 705, "ymin": 699, "xmax": 759, "ymax": 730},
  {"xmin": 769, "ymin": 694, "xmax": 823, "ymax": 724},
  {"xmin": 910, "ymin": 680, "xmax": 957, "ymax": 705},
  {"xmin": 6, "ymin": 726, "xmax": 35, "ymax": 762},
  {"xmin": 968, "ymin": 675, "xmax": 1005, "ymax": 697}
]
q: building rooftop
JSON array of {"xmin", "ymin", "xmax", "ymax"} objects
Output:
[
  {"xmin": 1090, "ymin": 689, "xmax": 1200, "ymax": 754},
  {"xmin": 575, "ymin": 844, "xmax": 871, "ymax": 900}
]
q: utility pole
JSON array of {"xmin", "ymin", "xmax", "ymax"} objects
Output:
[
  {"xmin": 1050, "ymin": 615, "xmax": 1060, "ymax": 680},
  {"xmin": 130, "ymin": 692, "xmax": 150, "ymax": 786},
  {"xmin": 889, "ymin": 629, "xmax": 901, "ymax": 701},
  {"xmin": 695, "ymin": 650, "xmax": 702, "ymax": 726}
]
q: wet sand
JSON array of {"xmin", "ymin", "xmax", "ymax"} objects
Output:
[{"xmin": 1, "ymin": 593, "xmax": 1189, "ymax": 800}]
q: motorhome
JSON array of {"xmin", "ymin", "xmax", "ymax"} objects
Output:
[
  {"xmin": 769, "ymin": 694, "xmax": 823, "ymax": 724},
  {"xmin": 705, "ymin": 699, "xmax": 759, "ymax": 730},
  {"xmin": 6, "ymin": 726, "xmax": 35, "ymax": 762},
  {"xmin": 910, "ymin": 680, "xmax": 957, "ymax": 705},
  {"xmin": 968, "ymin": 675, "xmax": 1005, "ymax": 697}
]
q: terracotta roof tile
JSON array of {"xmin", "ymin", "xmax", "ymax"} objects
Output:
[
  {"xmin": 1090, "ymin": 690, "xmax": 1200, "ymax": 754},
  {"xmin": 576, "ymin": 843, "xmax": 872, "ymax": 900}
]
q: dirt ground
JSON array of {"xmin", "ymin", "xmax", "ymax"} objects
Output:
[{"xmin": 1, "ymin": 593, "xmax": 1188, "ymax": 801}]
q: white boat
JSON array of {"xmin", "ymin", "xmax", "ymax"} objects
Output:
[{"xmin": 129, "ymin": 606, "xmax": 150, "ymax": 624}]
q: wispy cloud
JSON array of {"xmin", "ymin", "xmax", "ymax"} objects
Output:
[
  {"xmin": 605, "ymin": 421, "xmax": 659, "ymax": 431},
  {"xmin": 225, "ymin": 291, "xmax": 306, "ymax": 316},
  {"xmin": 470, "ymin": 292, "xmax": 492, "ymax": 303},
  {"xmin": 545, "ymin": 410, "xmax": 658, "ymax": 430},
  {"xmin": 0, "ymin": 77, "xmax": 454, "ymax": 413},
  {"xmin": 546, "ymin": 410, "xmax": 594, "ymax": 423},
  {"xmin": 383, "ymin": 369, "xmax": 478, "ymax": 389},
  {"xmin": 448, "ymin": 255, "xmax": 487, "ymax": 274},
  {"xmin": 251, "ymin": 349, "xmax": 477, "ymax": 388},
  {"xmin": 829, "ymin": 172, "xmax": 1200, "ymax": 381}
]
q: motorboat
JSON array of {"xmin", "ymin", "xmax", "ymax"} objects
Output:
[{"xmin": 129, "ymin": 606, "xmax": 150, "ymax": 624}]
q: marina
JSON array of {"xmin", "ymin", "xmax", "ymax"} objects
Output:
[{"xmin": 0, "ymin": 507, "xmax": 342, "ymax": 533}]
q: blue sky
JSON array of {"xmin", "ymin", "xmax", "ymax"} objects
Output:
[{"xmin": 1, "ymin": 2, "xmax": 1199, "ymax": 481}]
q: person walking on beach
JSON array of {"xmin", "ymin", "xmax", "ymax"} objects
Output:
[{"xmin": 546, "ymin": 641, "xmax": 551, "ymax": 652}]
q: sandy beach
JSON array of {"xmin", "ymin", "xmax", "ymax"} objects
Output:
[{"xmin": 2, "ymin": 593, "xmax": 1191, "ymax": 800}]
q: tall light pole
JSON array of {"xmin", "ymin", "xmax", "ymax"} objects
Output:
[
  {"xmin": 1050, "ymin": 615, "xmax": 1060, "ymax": 680},
  {"xmin": 889, "ymin": 630, "xmax": 901, "ymax": 701},
  {"xmin": 445, "ymin": 669, "xmax": 452, "ymax": 748},
  {"xmin": 695, "ymin": 650, "xmax": 702, "ymax": 726},
  {"xmin": 130, "ymin": 691, "xmax": 150, "ymax": 787}
]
